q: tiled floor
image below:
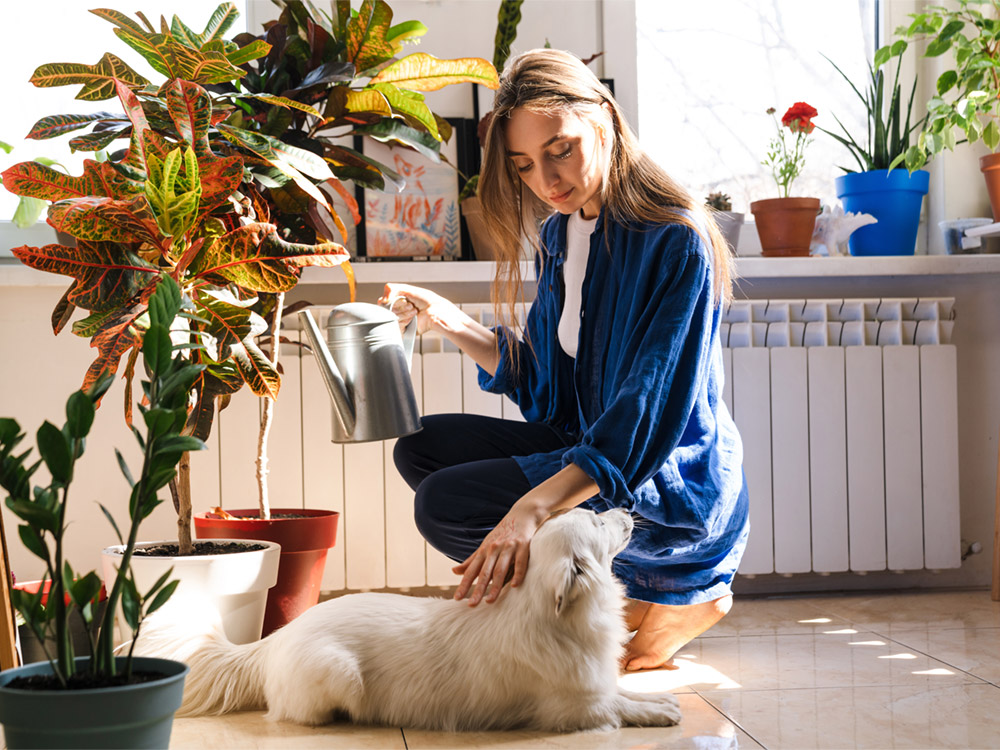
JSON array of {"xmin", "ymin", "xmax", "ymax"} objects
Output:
[{"xmin": 169, "ymin": 589, "xmax": 1000, "ymax": 749}]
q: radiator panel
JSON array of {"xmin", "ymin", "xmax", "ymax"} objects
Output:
[{"xmin": 197, "ymin": 297, "xmax": 961, "ymax": 591}]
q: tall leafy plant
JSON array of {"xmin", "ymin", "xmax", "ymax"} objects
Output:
[
  {"xmin": 203, "ymin": 0, "xmax": 498, "ymax": 517},
  {"xmin": 1, "ymin": 5, "xmax": 350, "ymax": 551},
  {"xmin": 2, "ymin": 1, "xmax": 498, "ymax": 531},
  {"xmin": 820, "ymin": 47, "xmax": 927, "ymax": 173},
  {"xmin": 0, "ymin": 277, "xmax": 201, "ymax": 685},
  {"xmin": 875, "ymin": 0, "xmax": 1000, "ymax": 169}
]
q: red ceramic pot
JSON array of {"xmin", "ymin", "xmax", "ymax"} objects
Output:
[{"xmin": 194, "ymin": 509, "xmax": 339, "ymax": 636}]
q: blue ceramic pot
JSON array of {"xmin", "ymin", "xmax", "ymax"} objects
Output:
[
  {"xmin": 0, "ymin": 656, "xmax": 188, "ymax": 749},
  {"xmin": 835, "ymin": 169, "xmax": 929, "ymax": 256}
]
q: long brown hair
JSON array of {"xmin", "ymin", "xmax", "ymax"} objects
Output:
[{"xmin": 478, "ymin": 48, "xmax": 734, "ymax": 358}]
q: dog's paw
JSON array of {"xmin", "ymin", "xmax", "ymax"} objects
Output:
[{"xmin": 613, "ymin": 692, "xmax": 681, "ymax": 727}]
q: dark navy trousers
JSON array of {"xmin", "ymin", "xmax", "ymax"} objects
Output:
[{"xmin": 393, "ymin": 414, "xmax": 577, "ymax": 562}]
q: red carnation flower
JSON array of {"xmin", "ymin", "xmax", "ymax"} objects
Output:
[{"xmin": 782, "ymin": 102, "xmax": 818, "ymax": 134}]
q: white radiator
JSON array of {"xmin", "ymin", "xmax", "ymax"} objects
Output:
[
  {"xmin": 722, "ymin": 297, "xmax": 960, "ymax": 576},
  {"xmin": 191, "ymin": 298, "xmax": 960, "ymax": 592}
]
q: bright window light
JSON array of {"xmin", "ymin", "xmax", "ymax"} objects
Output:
[{"xmin": 636, "ymin": 0, "xmax": 876, "ymax": 212}]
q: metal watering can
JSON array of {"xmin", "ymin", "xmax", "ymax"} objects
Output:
[{"xmin": 298, "ymin": 303, "xmax": 421, "ymax": 443}]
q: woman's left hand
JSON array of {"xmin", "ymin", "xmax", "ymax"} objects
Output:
[{"xmin": 452, "ymin": 499, "xmax": 545, "ymax": 606}]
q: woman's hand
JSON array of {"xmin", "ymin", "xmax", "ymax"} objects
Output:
[
  {"xmin": 453, "ymin": 498, "xmax": 547, "ymax": 606},
  {"xmin": 378, "ymin": 283, "xmax": 460, "ymax": 335}
]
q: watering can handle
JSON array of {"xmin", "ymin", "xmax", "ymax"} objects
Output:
[{"xmin": 380, "ymin": 294, "xmax": 417, "ymax": 367}]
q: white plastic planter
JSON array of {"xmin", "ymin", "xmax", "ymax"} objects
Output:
[{"xmin": 101, "ymin": 539, "xmax": 281, "ymax": 645}]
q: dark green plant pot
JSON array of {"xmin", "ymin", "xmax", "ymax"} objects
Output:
[{"xmin": 0, "ymin": 656, "xmax": 188, "ymax": 749}]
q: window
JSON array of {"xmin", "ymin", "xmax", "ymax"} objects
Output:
[
  {"xmin": 635, "ymin": 0, "xmax": 877, "ymax": 212},
  {"xmin": 0, "ymin": 2, "xmax": 247, "ymax": 219}
]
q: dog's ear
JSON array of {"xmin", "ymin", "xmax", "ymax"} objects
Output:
[{"xmin": 554, "ymin": 557, "xmax": 587, "ymax": 616}]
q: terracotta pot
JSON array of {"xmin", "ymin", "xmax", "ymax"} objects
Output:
[
  {"xmin": 194, "ymin": 509, "xmax": 339, "ymax": 636},
  {"xmin": 979, "ymin": 152, "xmax": 1000, "ymax": 221},
  {"xmin": 749, "ymin": 197, "xmax": 821, "ymax": 257},
  {"xmin": 460, "ymin": 196, "xmax": 496, "ymax": 260}
]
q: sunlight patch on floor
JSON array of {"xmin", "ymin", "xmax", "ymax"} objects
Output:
[{"xmin": 618, "ymin": 657, "xmax": 741, "ymax": 693}]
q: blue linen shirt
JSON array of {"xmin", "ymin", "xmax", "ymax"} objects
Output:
[{"xmin": 478, "ymin": 210, "xmax": 749, "ymax": 605}]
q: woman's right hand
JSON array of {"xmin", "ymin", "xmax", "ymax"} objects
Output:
[{"xmin": 378, "ymin": 283, "xmax": 461, "ymax": 335}]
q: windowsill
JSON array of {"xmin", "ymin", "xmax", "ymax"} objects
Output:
[{"xmin": 5, "ymin": 254, "xmax": 1000, "ymax": 290}]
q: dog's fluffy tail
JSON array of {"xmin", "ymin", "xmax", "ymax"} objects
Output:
[{"xmin": 135, "ymin": 610, "xmax": 269, "ymax": 717}]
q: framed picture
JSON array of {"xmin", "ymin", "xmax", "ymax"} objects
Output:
[{"xmin": 362, "ymin": 134, "xmax": 462, "ymax": 260}]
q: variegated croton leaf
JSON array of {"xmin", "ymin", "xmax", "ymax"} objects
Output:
[
  {"xmin": 30, "ymin": 52, "xmax": 148, "ymax": 101},
  {"xmin": 11, "ymin": 241, "xmax": 158, "ymax": 313},
  {"xmin": 190, "ymin": 222, "xmax": 350, "ymax": 293},
  {"xmin": 92, "ymin": 4, "xmax": 267, "ymax": 87}
]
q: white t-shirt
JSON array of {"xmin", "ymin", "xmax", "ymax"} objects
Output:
[{"xmin": 558, "ymin": 212, "xmax": 598, "ymax": 358}]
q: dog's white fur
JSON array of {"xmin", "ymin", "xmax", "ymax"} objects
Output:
[{"xmin": 137, "ymin": 508, "xmax": 680, "ymax": 731}]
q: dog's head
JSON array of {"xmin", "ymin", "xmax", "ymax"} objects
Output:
[{"xmin": 529, "ymin": 508, "xmax": 633, "ymax": 617}]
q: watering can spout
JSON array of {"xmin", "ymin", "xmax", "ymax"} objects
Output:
[
  {"xmin": 298, "ymin": 309, "xmax": 357, "ymax": 437},
  {"xmin": 298, "ymin": 304, "xmax": 422, "ymax": 443}
]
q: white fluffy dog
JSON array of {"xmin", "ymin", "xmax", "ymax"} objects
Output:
[{"xmin": 138, "ymin": 508, "xmax": 680, "ymax": 731}]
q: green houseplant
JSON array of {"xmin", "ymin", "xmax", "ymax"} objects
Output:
[
  {"xmin": 877, "ymin": 0, "xmax": 1000, "ymax": 218},
  {"xmin": 751, "ymin": 102, "xmax": 821, "ymax": 257},
  {"xmin": 3, "ymin": 0, "xmax": 497, "ymax": 636},
  {"xmin": 185, "ymin": 0, "xmax": 497, "ymax": 633},
  {"xmin": 0, "ymin": 5, "xmax": 333, "ymax": 640},
  {"xmin": 821, "ymin": 47, "xmax": 931, "ymax": 256},
  {"xmin": 0, "ymin": 277, "xmax": 196, "ymax": 750}
]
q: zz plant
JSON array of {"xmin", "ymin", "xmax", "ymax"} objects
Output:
[{"xmin": 0, "ymin": 276, "xmax": 203, "ymax": 685}]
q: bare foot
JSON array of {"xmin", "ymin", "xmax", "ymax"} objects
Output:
[{"xmin": 622, "ymin": 595, "xmax": 733, "ymax": 672}]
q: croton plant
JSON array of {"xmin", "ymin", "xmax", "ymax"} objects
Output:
[{"xmin": 1, "ymin": 1, "xmax": 498, "ymax": 551}]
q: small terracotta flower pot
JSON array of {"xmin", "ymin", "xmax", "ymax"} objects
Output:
[
  {"xmin": 750, "ymin": 197, "xmax": 821, "ymax": 257},
  {"xmin": 194, "ymin": 509, "xmax": 339, "ymax": 636},
  {"xmin": 979, "ymin": 152, "xmax": 1000, "ymax": 221}
]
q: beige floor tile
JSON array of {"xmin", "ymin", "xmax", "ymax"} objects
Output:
[
  {"xmin": 699, "ymin": 683, "xmax": 1000, "ymax": 750},
  {"xmin": 169, "ymin": 711, "xmax": 405, "ymax": 749},
  {"xmin": 402, "ymin": 693, "xmax": 762, "ymax": 749},
  {"xmin": 798, "ymin": 590, "xmax": 1000, "ymax": 633},
  {"xmin": 675, "ymin": 630, "xmax": 987, "ymax": 691},
  {"xmin": 704, "ymin": 596, "xmax": 854, "ymax": 637},
  {"xmin": 887, "ymin": 626, "xmax": 1000, "ymax": 685}
]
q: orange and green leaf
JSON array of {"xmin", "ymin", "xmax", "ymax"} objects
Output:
[
  {"xmin": 191, "ymin": 223, "xmax": 349, "ymax": 293},
  {"xmin": 369, "ymin": 53, "xmax": 499, "ymax": 92},
  {"xmin": 1, "ymin": 159, "xmax": 142, "ymax": 203},
  {"xmin": 346, "ymin": 0, "xmax": 395, "ymax": 73},
  {"xmin": 46, "ymin": 196, "xmax": 164, "ymax": 248},
  {"xmin": 30, "ymin": 53, "xmax": 148, "ymax": 101},
  {"xmin": 11, "ymin": 241, "xmax": 159, "ymax": 313},
  {"xmin": 81, "ymin": 306, "xmax": 145, "ymax": 392},
  {"xmin": 27, "ymin": 112, "xmax": 125, "ymax": 141}
]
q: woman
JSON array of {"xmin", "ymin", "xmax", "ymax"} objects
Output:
[{"xmin": 381, "ymin": 48, "xmax": 748, "ymax": 671}]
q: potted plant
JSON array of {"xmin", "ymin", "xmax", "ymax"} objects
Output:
[
  {"xmin": 705, "ymin": 191, "xmax": 743, "ymax": 254},
  {"xmin": 0, "ymin": 5, "xmax": 332, "ymax": 641},
  {"xmin": 457, "ymin": 0, "xmax": 523, "ymax": 260},
  {"xmin": 877, "ymin": 1, "xmax": 1000, "ymax": 218},
  {"xmin": 820, "ymin": 47, "xmax": 930, "ymax": 256},
  {"xmin": 3, "ymin": 0, "xmax": 497, "ymax": 636},
  {"xmin": 751, "ymin": 102, "xmax": 822, "ymax": 257},
  {"xmin": 0, "ymin": 277, "xmax": 193, "ymax": 750},
  {"xmin": 187, "ymin": 0, "xmax": 496, "ymax": 632}
]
